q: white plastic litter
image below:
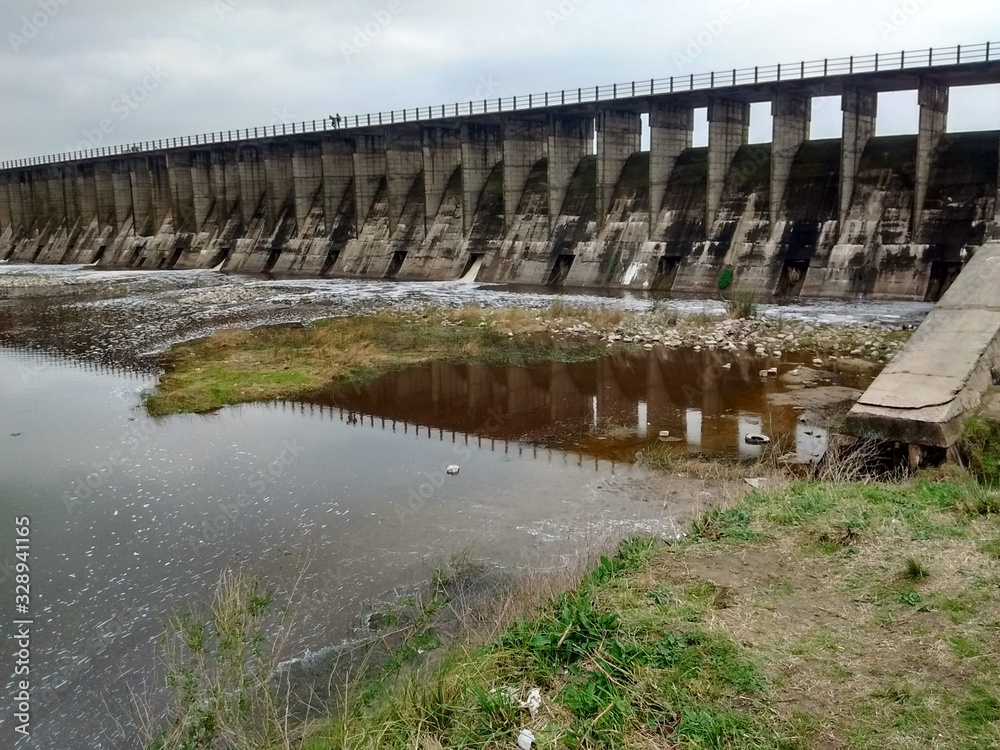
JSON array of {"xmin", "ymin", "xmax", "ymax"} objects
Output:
[
  {"xmin": 517, "ymin": 728, "xmax": 535, "ymax": 750},
  {"xmin": 521, "ymin": 688, "xmax": 542, "ymax": 718},
  {"xmin": 446, "ymin": 465, "xmax": 460, "ymax": 476}
]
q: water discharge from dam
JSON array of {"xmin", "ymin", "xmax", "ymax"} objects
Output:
[{"xmin": 0, "ymin": 264, "xmax": 932, "ymax": 748}]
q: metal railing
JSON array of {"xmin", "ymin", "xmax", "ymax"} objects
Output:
[{"xmin": 2, "ymin": 41, "xmax": 997, "ymax": 171}]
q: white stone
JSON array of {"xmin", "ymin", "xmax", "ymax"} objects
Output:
[{"xmin": 446, "ymin": 465, "xmax": 460, "ymax": 476}]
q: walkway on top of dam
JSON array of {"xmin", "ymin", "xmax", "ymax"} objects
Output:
[{"xmin": 3, "ymin": 41, "xmax": 999, "ymax": 170}]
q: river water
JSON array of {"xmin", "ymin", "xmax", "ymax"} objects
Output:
[{"xmin": 0, "ymin": 263, "xmax": 931, "ymax": 749}]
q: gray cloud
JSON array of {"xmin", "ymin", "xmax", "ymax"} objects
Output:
[{"xmin": 1, "ymin": 0, "xmax": 998, "ymax": 159}]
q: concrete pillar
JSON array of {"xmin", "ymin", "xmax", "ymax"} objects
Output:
[
  {"xmin": 94, "ymin": 162, "xmax": 117, "ymax": 231},
  {"xmin": 190, "ymin": 151, "xmax": 214, "ymax": 233},
  {"xmin": 548, "ymin": 114, "xmax": 592, "ymax": 220},
  {"xmin": 20, "ymin": 173, "xmax": 38, "ymax": 233},
  {"xmin": 236, "ymin": 145, "xmax": 266, "ymax": 226},
  {"xmin": 110, "ymin": 160, "xmax": 133, "ymax": 230},
  {"xmin": 291, "ymin": 139, "xmax": 323, "ymax": 230},
  {"xmin": 61, "ymin": 165, "xmax": 82, "ymax": 228},
  {"xmin": 707, "ymin": 98, "xmax": 750, "ymax": 229},
  {"xmin": 167, "ymin": 151, "xmax": 196, "ymax": 234},
  {"xmin": 422, "ymin": 125, "xmax": 462, "ymax": 228},
  {"xmin": 459, "ymin": 123, "xmax": 502, "ymax": 232},
  {"xmin": 8, "ymin": 174, "xmax": 27, "ymax": 235},
  {"xmin": 352, "ymin": 133, "xmax": 387, "ymax": 229},
  {"xmin": 649, "ymin": 103, "xmax": 693, "ymax": 223},
  {"xmin": 208, "ymin": 147, "xmax": 239, "ymax": 226},
  {"xmin": 76, "ymin": 164, "xmax": 98, "ymax": 229},
  {"xmin": 30, "ymin": 170, "xmax": 51, "ymax": 230},
  {"xmin": 770, "ymin": 91, "xmax": 811, "ymax": 221},
  {"xmin": 148, "ymin": 155, "xmax": 172, "ymax": 232},
  {"xmin": 128, "ymin": 157, "xmax": 154, "ymax": 236},
  {"xmin": 501, "ymin": 118, "xmax": 546, "ymax": 229},
  {"xmin": 385, "ymin": 126, "xmax": 423, "ymax": 231},
  {"xmin": 15, "ymin": 174, "xmax": 34, "ymax": 234},
  {"xmin": 263, "ymin": 141, "xmax": 294, "ymax": 230},
  {"xmin": 840, "ymin": 87, "xmax": 877, "ymax": 227},
  {"xmin": 320, "ymin": 137, "xmax": 354, "ymax": 232},
  {"xmin": 915, "ymin": 78, "xmax": 949, "ymax": 232},
  {"xmin": 46, "ymin": 166, "xmax": 69, "ymax": 228},
  {"xmin": 0, "ymin": 174, "xmax": 12, "ymax": 235},
  {"xmin": 596, "ymin": 110, "xmax": 640, "ymax": 220}
]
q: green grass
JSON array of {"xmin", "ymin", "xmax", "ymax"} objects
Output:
[
  {"xmin": 289, "ymin": 478, "xmax": 998, "ymax": 750},
  {"xmin": 146, "ymin": 471, "xmax": 1000, "ymax": 750},
  {"xmin": 957, "ymin": 415, "xmax": 1000, "ymax": 485},
  {"xmin": 144, "ymin": 311, "xmax": 604, "ymax": 416}
]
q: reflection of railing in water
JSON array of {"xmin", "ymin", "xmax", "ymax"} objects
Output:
[
  {"xmin": 268, "ymin": 399, "xmax": 622, "ymax": 474},
  {"xmin": 0, "ymin": 343, "xmax": 151, "ymax": 381}
]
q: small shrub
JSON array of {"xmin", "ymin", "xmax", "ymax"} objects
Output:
[
  {"xmin": 957, "ymin": 416, "xmax": 1000, "ymax": 485},
  {"xmin": 717, "ymin": 265, "xmax": 734, "ymax": 290},
  {"xmin": 904, "ymin": 557, "xmax": 930, "ymax": 581},
  {"xmin": 723, "ymin": 290, "xmax": 758, "ymax": 319},
  {"xmin": 690, "ymin": 506, "xmax": 759, "ymax": 542}
]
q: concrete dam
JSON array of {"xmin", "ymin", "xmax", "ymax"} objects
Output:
[{"xmin": 2, "ymin": 42, "xmax": 999, "ymax": 301}]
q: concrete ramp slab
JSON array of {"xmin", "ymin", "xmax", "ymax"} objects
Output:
[{"xmin": 846, "ymin": 243, "xmax": 1000, "ymax": 447}]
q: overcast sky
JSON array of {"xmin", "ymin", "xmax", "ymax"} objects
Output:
[{"xmin": 1, "ymin": 0, "xmax": 998, "ymax": 160}]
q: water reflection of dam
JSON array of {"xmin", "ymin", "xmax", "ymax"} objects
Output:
[
  {"xmin": 312, "ymin": 348, "xmax": 833, "ymax": 460},
  {"xmin": 266, "ymin": 399, "xmax": 624, "ymax": 473}
]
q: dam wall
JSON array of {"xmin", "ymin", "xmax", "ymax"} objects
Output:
[{"xmin": 2, "ymin": 44, "xmax": 999, "ymax": 301}]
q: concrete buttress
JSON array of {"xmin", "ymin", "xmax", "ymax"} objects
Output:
[
  {"xmin": 128, "ymin": 157, "xmax": 154, "ymax": 236},
  {"xmin": 548, "ymin": 114, "xmax": 592, "ymax": 223},
  {"xmin": 770, "ymin": 91, "xmax": 811, "ymax": 223},
  {"xmin": 167, "ymin": 152, "xmax": 197, "ymax": 234},
  {"xmin": 459, "ymin": 123, "xmax": 502, "ymax": 233},
  {"xmin": 385, "ymin": 126, "xmax": 423, "ymax": 233},
  {"xmin": 422, "ymin": 125, "xmax": 462, "ymax": 230},
  {"xmin": 352, "ymin": 133, "xmax": 387, "ymax": 231},
  {"xmin": 236, "ymin": 145, "xmax": 266, "ymax": 227},
  {"xmin": 208, "ymin": 146, "xmax": 239, "ymax": 227},
  {"xmin": 596, "ymin": 109, "xmax": 641, "ymax": 222},
  {"xmin": 263, "ymin": 141, "xmax": 295, "ymax": 233},
  {"xmin": 94, "ymin": 162, "xmax": 117, "ymax": 233},
  {"xmin": 320, "ymin": 136, "xmax": 355, "ymax": 234},
  {"xmin": 501, "ymin": 118, "xmax": 546, "ymax": 231},
  {"xmin": 839, "ymin": 87, "xmax": 877, "ymax": 228},
  {"xmin": 706, "ymin": 98, "xmax": 750, "ymax": 230},
  {"xmin": 291, "ymin": 139, "xmax": 323, "ymax": 231},
  {"xmin": 649, "ymin": 103, "xmax": 693, "ymax": 229},
  {"xmin": 190, "ymin": 151, "xmax": 214, "ymax": 233},
  {"xmin": 914, "ymin": 78, "xmax": 950, "ymax": 233}
]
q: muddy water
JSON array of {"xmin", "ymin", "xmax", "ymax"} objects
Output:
[
  {"xmin": 0, "ymin": 263, "xmax": 931, "ymax": 749},
  {"xmin": 319, "ymin": 349, "xmax": 871, "ymax": 465}
]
